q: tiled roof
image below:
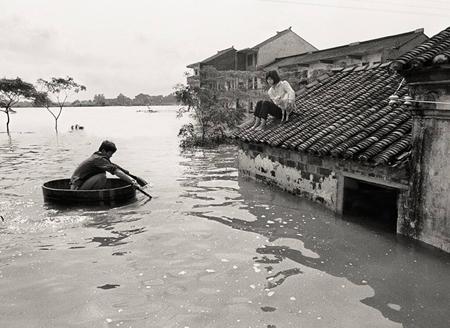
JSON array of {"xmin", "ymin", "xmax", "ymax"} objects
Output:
[
  {"xmin": 234, "ymin": 63, "xmax": 412, "ymax": 167},
  {"xmin": 187, "ymin": 47, "xmax": 235, "ymax": 68},
  {"xmin": 391, "ymin": 26, "xmax": 450, "ymax": 71},
  {"xmin": 265, "ymin": 29, "xmax": 427, "ymax": 70}
]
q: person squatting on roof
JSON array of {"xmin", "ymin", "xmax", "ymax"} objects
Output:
[
  {"xmin": 240, "ymin": 70, "xmax": 296, "ymax": 130},
  {"xmin": 70, "ymin": 140, "xmax": 138, "ymax": 190}
]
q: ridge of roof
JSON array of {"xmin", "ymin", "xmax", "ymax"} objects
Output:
[
  {"xmin": 187, "ymin": 46, "xmax": 236, "ymax": 68},
  {"xmin": 252, "ymin": 27, "xmax": 293, "ymax": 49},
  {"xmin": 200, "ymin": 46, "xmax": 236, "ymax": 63}
]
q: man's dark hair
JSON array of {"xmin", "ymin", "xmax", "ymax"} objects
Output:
[
  {"xmin": 266, "ymin": 70, "xmax": 281, "ymax": 85},
  {"xmin": 99, "ymin": 140, "xmax": 117, "ymax": 153}
]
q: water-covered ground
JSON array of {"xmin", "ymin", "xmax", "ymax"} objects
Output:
[{"xmin": 0, "ymin": 107, "xmax": 449, "ymax": 328}]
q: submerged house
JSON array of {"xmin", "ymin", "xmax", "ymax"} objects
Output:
[{"xmin": 234, "ymin": 27, "xmax": 450, "ymax": 252}]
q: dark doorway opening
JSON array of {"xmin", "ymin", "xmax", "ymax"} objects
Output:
[{"xmin": 343, "ymin": 177, "xmax": 399, "ymax": 233}]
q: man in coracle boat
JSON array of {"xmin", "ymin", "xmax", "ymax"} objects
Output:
[{"xmin": 70, "ymin": 140, "xmax": 139, "ymax": 190}]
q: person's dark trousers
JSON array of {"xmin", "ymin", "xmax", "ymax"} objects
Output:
[
  {"xmin": 254, "ymin": 100, "xmax": 282, "ymax": 120},
  {"xmin": 79, "ymin": 173, "xmax": 107, "ymax": 190}
]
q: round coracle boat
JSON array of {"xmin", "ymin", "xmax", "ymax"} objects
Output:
[{"xmin": 42, "ymin": 179, "xmax": 136, "ymax": 205}]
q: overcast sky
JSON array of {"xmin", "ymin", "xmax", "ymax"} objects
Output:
[{"xmin": 1, "ymin": 0, "xmax": 449, "ymax": 100}]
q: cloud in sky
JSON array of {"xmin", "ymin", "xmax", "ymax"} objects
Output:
[{"xmin": 0, "ymin": 0, "xmax": 449, "ymax": 100}]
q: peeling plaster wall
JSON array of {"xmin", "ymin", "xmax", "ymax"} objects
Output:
[
  {"xmin": 238, "ymin": 142, "xmax": 409, "ymax": 215},
  {"xmin": 238, "ymin": 148, "xmax": 338, "ymax": 209}
]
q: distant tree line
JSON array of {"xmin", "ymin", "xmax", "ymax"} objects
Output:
[
  {"xmin": 71, "ymin": 93, "xmax": 177, "ymax": 107},
  {"xmin": 15, "ymin": 92, "xmax": 177, "ymax": 108}
]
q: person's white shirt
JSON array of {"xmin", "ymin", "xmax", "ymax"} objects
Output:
[{"xmin": 268, "ymin": 80, "xmax": 295, "ymax": 109}]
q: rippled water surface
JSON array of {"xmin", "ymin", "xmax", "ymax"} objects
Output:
[{"xmin": 0, "ymin": 107, "xmax": 449, "ymax": 328}]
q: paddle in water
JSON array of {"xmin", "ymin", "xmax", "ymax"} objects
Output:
[
  {"xmin": 115, "ymin": 164, "xmax": 152, "ymax": 199},
  {"xmin": 136, "ymin": 186, "xmax": 152, "ymax": 199}
]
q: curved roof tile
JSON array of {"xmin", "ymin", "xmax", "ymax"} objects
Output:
[
  {"xmin": 235, "ymin": 64, "xmax": 412, "ymax": 167},
  {"xmin": 392, "ymin": 26, "xmax": 450, "ymax": 71}
]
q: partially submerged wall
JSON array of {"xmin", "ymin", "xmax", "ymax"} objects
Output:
[{"xmin": 238, "ymin": 141, "xmax": 411, "ymax": 234}]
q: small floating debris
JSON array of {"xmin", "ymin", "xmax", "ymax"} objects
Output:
[
  {"xmin": 221, "ymin": 258, "xmax": 229, "ymax": 262},
  {"xmin": 267, "ymin": 291, "xmax": 275, "ymax": 297},
  {"xmin": 261, "ymin": 306, "xmax": 276, "ymax": 312},
  {"xmin": 205, "ymin": 269, "xmax": 216, "ymax": 273},
  {"xmin": 97, "ymin": 284, "xmax": 120, "ymax": 290},
  {"xmin": 178, "ymin": 270, "xmax": 187, "ymax": 275},
  {"xmin": 112, "ymin": 251, "xmax": 128, "ymax": 256},
  {"xmin": 387, "ymin": 303, "xmax": 401, "ymax": 311},
  {"xmin": 290, "ymin": 296, "xmax": 296, "ymax": 301}
]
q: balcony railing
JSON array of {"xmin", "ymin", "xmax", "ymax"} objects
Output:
[{"xmin": 187, "ymin": 75, "xmax": 200, "ymax": 87}]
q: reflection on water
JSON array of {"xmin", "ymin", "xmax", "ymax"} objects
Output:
[{"xmin": 0, "ymin": 107, "xmax": 449, "ymax": 328}]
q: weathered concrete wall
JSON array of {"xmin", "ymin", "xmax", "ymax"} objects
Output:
[
  {"xmin": 420, "ymin": 117, "xmax": 450, "ymax": 251},
  {"xmin": 257, "ymin": 30, "xmax": 317, "ymax": 67},
  {"xmin": 399, "ymin": 70, "xmax": 450, "ymax": 253},
  {"xmin": 238, "ymin": 142, "xmax": 409, "ymax": 225}
]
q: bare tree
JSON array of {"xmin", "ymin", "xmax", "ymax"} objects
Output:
[{"xmin": 36, "ymin": 76, "xmax": 86, "ymax": 132}]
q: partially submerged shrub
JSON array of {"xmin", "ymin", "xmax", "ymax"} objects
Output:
[{"xmin": 174, "ymin": 84, "xmax": 244, "ymax": 148}]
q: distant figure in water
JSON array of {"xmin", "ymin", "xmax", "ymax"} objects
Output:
[
  {"xmin": 70, "ymin": 140, "xmax": 138, "ymax": 190},
  {"xmin": 71, "ymin": 124, "xmax": 84, "ymax": 131},
  {"xmin": 239, "ymin": 70, "xmax": 296, "ymax": 130}
]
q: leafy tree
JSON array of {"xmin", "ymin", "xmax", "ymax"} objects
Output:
[
  {"xmin": 174, "ymin": 84, "xmax": 245, "ymax": 148},
  {"xmin": 0, "ymin": 78, "xmax": 37, "ymax": 134},
  {"xmin": 36, "ymin": 76, "xmax": 86, "ymax": 132}
]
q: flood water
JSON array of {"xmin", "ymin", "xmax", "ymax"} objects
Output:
[{"xmin": 0, "ymin": 106, "xmax": 449, "ymax": 328}]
